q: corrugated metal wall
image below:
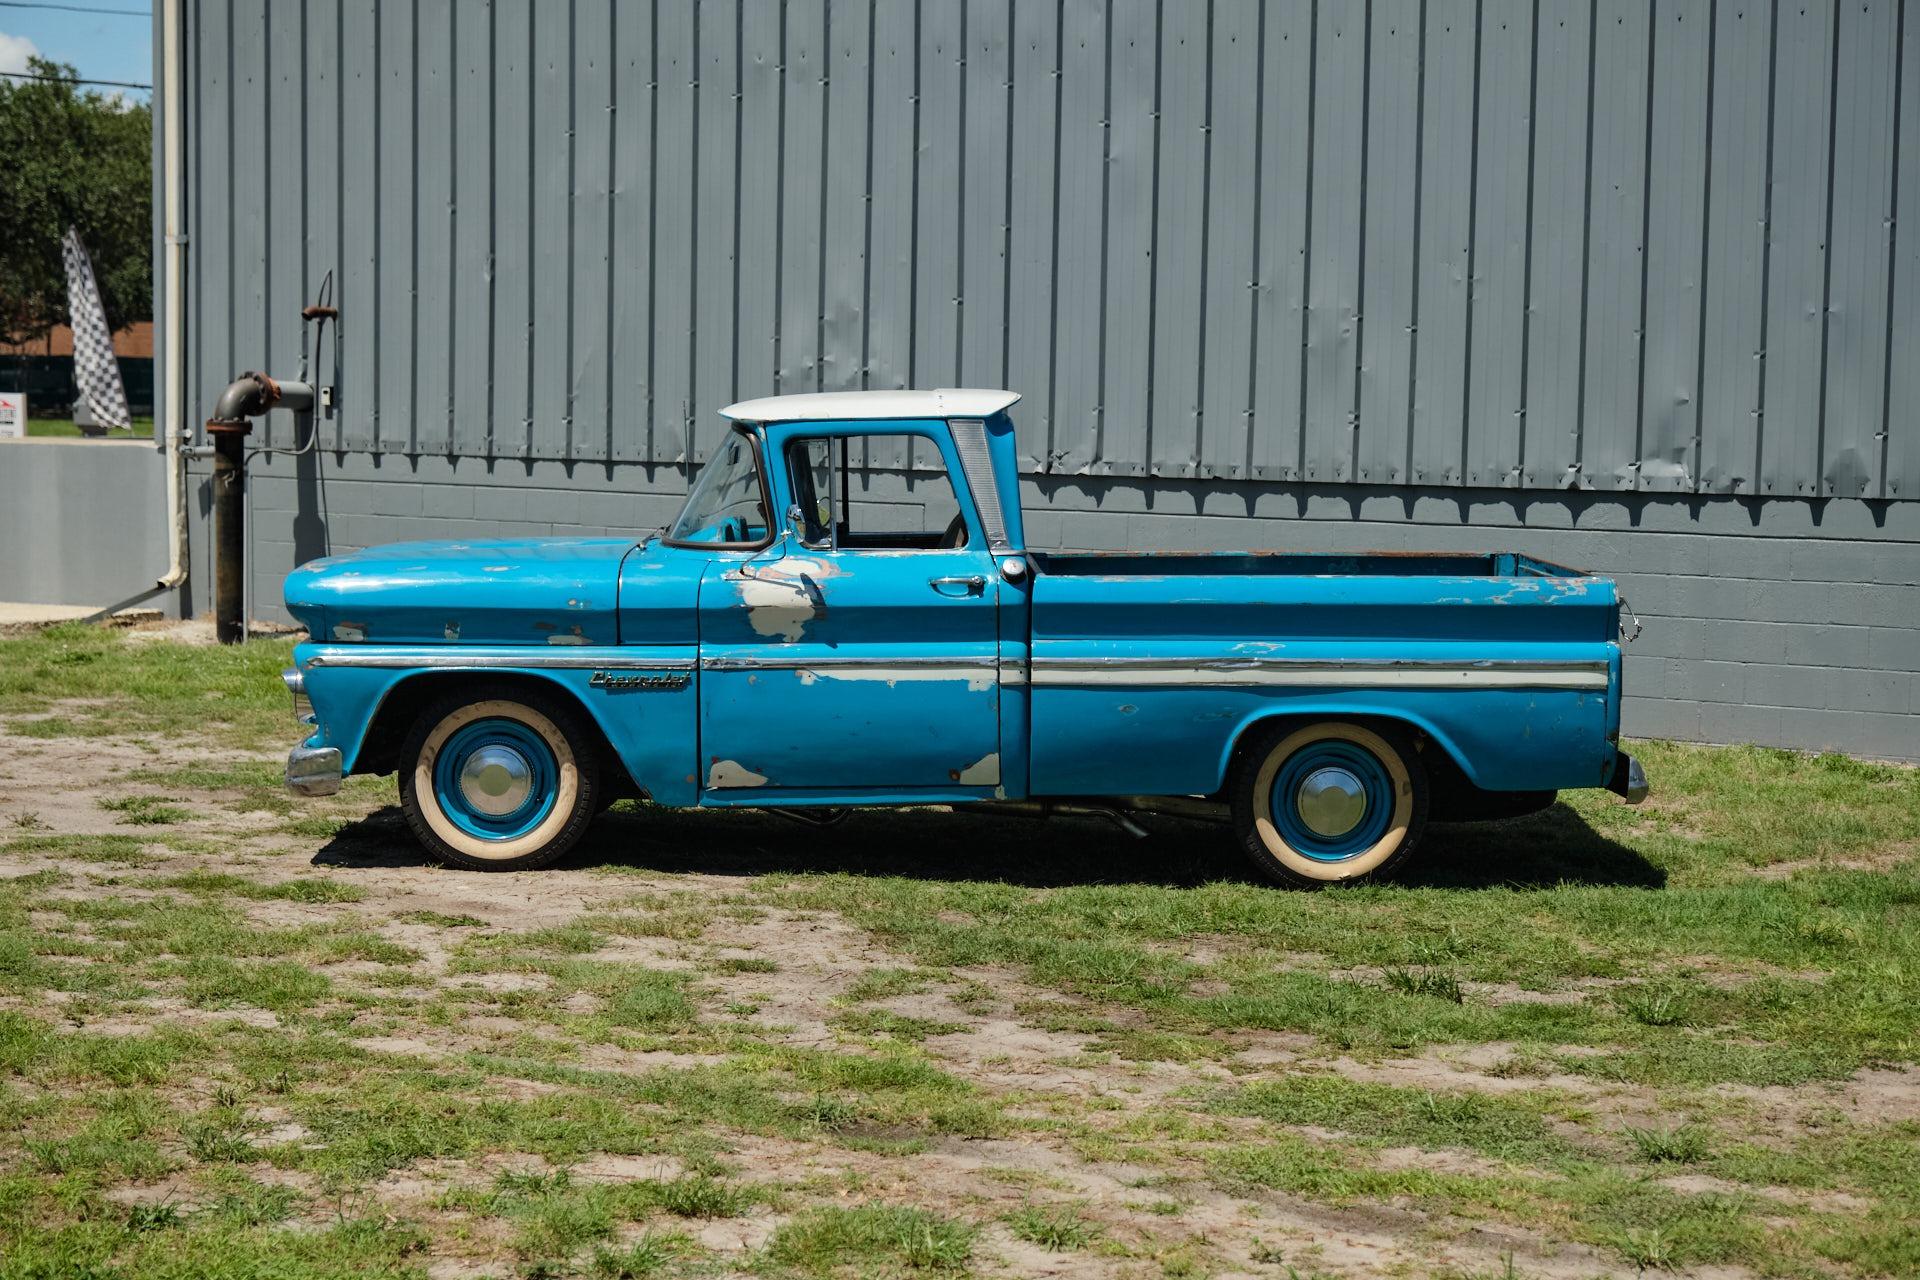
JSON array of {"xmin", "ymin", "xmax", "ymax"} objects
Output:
[{"xmin": 175, "ymin": 0, "xmax": 1917, "ymax": 498}]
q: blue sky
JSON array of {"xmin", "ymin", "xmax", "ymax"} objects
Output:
[{"xmin": 0, "ymin": 2, "xmax": 153, "ymax": 100}]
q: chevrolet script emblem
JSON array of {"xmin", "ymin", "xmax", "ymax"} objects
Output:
[{"xmin": 588, "ymin": 670, "xmax": 690, "ymax": 691}]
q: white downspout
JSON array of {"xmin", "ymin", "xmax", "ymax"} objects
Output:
[{"xmin": 156, "ymin": 0, "xmax": 188, "ymax": 590}]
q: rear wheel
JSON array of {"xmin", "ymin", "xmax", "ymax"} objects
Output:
[
  {"xmin": 399, "ymin": 684, "xmax": 600, "ymax": 871},
  {"xmin": 1230, "ymin": 721, "xmax": 1429, "ymax": 887}
]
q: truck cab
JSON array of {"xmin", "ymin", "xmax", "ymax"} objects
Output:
[{"xmin": 283, "ymin": 389, "xmax": 1645, "ymax": 887}]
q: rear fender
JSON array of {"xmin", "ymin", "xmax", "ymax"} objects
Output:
[{"xmin": 1217, "ymin": 703, "xmax": 1483, "ymax": 793}]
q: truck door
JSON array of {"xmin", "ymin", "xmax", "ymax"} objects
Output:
[{"xmin": 696, "ymin": 425, "xmax": 1004, "ymax": 797}]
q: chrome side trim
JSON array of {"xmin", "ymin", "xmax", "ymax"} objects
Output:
[
  {"xmin": 703, "ymin": 655, "xmax": 999, "ymax": 685},
  {"xmin": 701, "ymin": 654, "xmax": 997, "ymax": 672},
  {"xmin": 304, "ymin": 646, "xmax": 697, "ymax": 671},
  {"xmin": 949, "ymin": 418, "xmax": 1011, "ymax": 552},
  {"xmin": 1029, "ymin": 657, "xmax": 1611, "ymax": 691}
]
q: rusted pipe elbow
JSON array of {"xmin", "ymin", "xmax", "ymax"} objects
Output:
[
  {"xmin": 206, "ymin": 371, "xmax": 315, "ymax": 434},
  {"xmin": 206, "ymin": 371, "xmax": 282, "ymax": 434}
]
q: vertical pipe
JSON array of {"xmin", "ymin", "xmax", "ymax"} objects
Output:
[
  {"xmin": 209, "ymin": 422, "xmax": 250, "ymax": 643},
  {"xmin": 157, "ymin": 0, "xmax": 190, "ymax": 592}
]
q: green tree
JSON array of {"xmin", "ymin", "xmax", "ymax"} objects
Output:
[{"xmin": 0, "ymin": 57, "xmax": 152, "ymax": 346}]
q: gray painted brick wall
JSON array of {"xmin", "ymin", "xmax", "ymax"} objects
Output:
[{"xmin": 176, "ymin": 445, "xmax": 1919, "ymax": 763}]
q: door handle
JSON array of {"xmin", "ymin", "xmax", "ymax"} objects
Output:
[{"xmin": 929, "ymin": 574, "xmax": 987, "ymax": 597}]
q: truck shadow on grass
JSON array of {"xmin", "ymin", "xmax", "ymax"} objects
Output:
[{"xmin": 314, "ymin": 800, "xmax": 1664, "ymax": 890}]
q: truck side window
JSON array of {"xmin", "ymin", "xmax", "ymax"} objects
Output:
[{"xmin": 787, "ymin": 434, "xmax": 968, "ymax": 551}]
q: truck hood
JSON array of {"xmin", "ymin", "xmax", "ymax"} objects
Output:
[{"xmin": 284, "ymin": 537, "xmax": 637, "ymax": 646}]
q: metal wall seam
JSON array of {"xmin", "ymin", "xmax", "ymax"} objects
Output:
[
  {"xmin": 821, "ymin": 0, "xmax": 869, "ymax": 395},
  {"xmin": 1697, "ymin": 0, "xmax": 1772, "ymax": 495},
  {"xmin": 1198, "ymin": 0, "xmax": 1256, "ymax": 483},
  {"xmin": 1357, "ymin": 0, "xmax": 1420, "ymax": 489},
  {"xmin": 910, "ymin": 0, "xmax": 962, "ymax": 473},
  {"xmin": 1463, "ymin": 1, "xmax": 1531, "ymax": 490},
  {"xmin": 1639, "ymin": 0, "xmax": 1711, "ymax": 496},
  {"xmin": 486, "ymin": 0, "xmax": 531, "ymax": 459},
  {"xmin": 566, "ymin": 0, "xmax": 614, "ymax": 464},
  {"xmin": 1248, "ymin": 0, "xmax": 1312, "ymax": 483},
  {"xmin": 374, "ymin": 0, "xmax": 416, "ymax": 456},
  {"xmin": 1522, "ymin": 0, "xmax": 1588, "ymax": 492},
  {"xmin": 1759, "ymin": 0, "xmax": 1835, "ymax": 497},
  {"xmin": 232, "ymin": 0, "xmax": 267, "ymax": 442},
  {"xmin": 1407, "ymin": 0, "xmax": 1474, "ymax": 488},
  {"xmin": 1102, "ymin": 0, "xmax": 1156, "ymax": 482},
  {"xmin": 652, "ymin": 1, "xmax": 697, "ymax": 464},
  {"xmin": 1889, "ymin": 0, "xmax": 1917, "ymax": 499},
  {"xmin": 1051, "ymin": 0, "xmax": 1105, "ymax": 477},
  {"xmin": 450, "ymin": 0, "xmax": 493, "ymax": 460},
  {"xmin": 528, "ymin": 0, "xmax": 575, "ymax": 460},
  {"xmin": 263, "ymin": 0, "xmax": 303, "ymax": 451},
  {"xmin": 1302, "ymin": 0, "xmax": 1364, "ymax": 486},
  {"xmin": 693, "ymin": 0, "xmax": 742, "ymax": 446},
  {"xmin": 1579, "ymin": 0, "xmax": 1652, "ymax": 493},
  {"xmin": 336, "ymin": 0, "xmax": 377, "ymax": 452},
  {"xmin": 1819, "ymin": 0, "xmax": 1900, "ymax": 499},
  {"xmin": 781, "ymin": 0, "xmax": 828, "ymax": 399},
  {"xmin": 1148, "ymin": 0, "xmax": 1206, "ymax": 482},
  {"xmin": 1004, "ymin": 0, "xmax": 1060, "ymax": 473},
  {"xmin": 415, "ymin": 0, "xmax": 455, "ymax": 457},
  {"xmin": 607, "ymin": 0, "xmax": 653, "ymax": 463},
  {"xmin": 959, "ymin": 0, "xmax": 1012, "ymax": 401}
]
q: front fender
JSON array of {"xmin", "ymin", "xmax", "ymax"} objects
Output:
[{"xmin": 293, "ymin": 644, "xmax": 701, "ymax": 806}]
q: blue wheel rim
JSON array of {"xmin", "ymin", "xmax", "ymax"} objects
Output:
[
  {"xmin": 1268, "ymin": 738, "xmax": 1397, "ymax": 862},
  {"xmin": 431, "ymin": 717, "xmax": 560, "ymax": 842}
]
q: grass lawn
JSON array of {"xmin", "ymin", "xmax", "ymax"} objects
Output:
[
  {"xmin": 0, "ymin": 621, "xmax": 1914, "ymax": 1279},
  {"xmin": 20, "ymin": 415, "xmax": 154, "ymax": 439}
]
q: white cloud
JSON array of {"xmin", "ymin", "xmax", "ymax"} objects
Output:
[{"xmin": 0, "ymin": 30, "xmax": 41, "ymax": 78}]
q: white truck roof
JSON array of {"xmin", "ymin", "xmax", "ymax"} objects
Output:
[{"xmin": 718, "ymin": 388, "xmax": 1021, "ymax": 424}]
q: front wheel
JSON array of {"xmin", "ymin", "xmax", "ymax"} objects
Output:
[
  {"xmin": 1230, "ymin": 721, "xmax": 1429, "ymax": 888},
  {"xmin": 399, "ymin": 684, "xmax": 601, "ymax": 871}
]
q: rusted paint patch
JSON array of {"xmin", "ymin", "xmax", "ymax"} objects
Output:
[
  {"xmin": 707, "ymin": 758, "xmax": 768, "ymax": 789},
  {"xmin": 332, "ymin": 621, "xmax": 367, "ymax": 642},
  {"xmin": 443, "ymin": 620, "xmax": 461, "ymax": 641}
]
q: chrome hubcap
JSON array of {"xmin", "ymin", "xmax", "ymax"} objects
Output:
[
  {"xmin": 1295, "ymin": 766, "xmax": 1368, "ymax": 838},
  {"xmin": 460, "ymin": 745, "xmax": 534, "ymax": 817}
]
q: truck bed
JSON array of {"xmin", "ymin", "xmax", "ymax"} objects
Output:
[{"xmin": 1024, "ymin": 548, "xmax": 1622, "ymax": 799}]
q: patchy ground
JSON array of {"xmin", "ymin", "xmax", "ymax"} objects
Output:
[{"xmin": 0, "ymin": 623, "xmax": 1917, "ymax": 1279}]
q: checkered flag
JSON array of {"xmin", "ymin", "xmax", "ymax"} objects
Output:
[{"xmin": 62, "ymin": 226, "xmax": 132, "ymax": 430}]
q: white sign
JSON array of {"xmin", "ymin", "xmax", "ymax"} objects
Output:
[{"xmin": 0, "ymin": 393, "xmax": 25, "ymax": 439}]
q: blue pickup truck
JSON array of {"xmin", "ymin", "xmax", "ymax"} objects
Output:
[{"xmin": 282, "ymin": 389, "xmax": 1645, "ymax": 887}]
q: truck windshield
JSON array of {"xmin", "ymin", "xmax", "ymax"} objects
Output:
[{"xmin": 665, "ymin": 429, "xmax": 768, "ymax": 546}]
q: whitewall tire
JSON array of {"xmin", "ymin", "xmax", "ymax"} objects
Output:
[
  {"xmin": 399, "ymin": 684, "xmax": 600, "ymax": 872},
  {"xmin": 1230, "ymin": 720, "xmax": 1429, "ymax": 888}
]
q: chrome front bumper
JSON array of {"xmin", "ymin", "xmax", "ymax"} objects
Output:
[
  {"xmin": 287, "ymin": 741, "xmax": 343, "ymax": 797},
  {"xmin": 1606, "ymin": 751, "xmax": 1650, "ymax": 805}
]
